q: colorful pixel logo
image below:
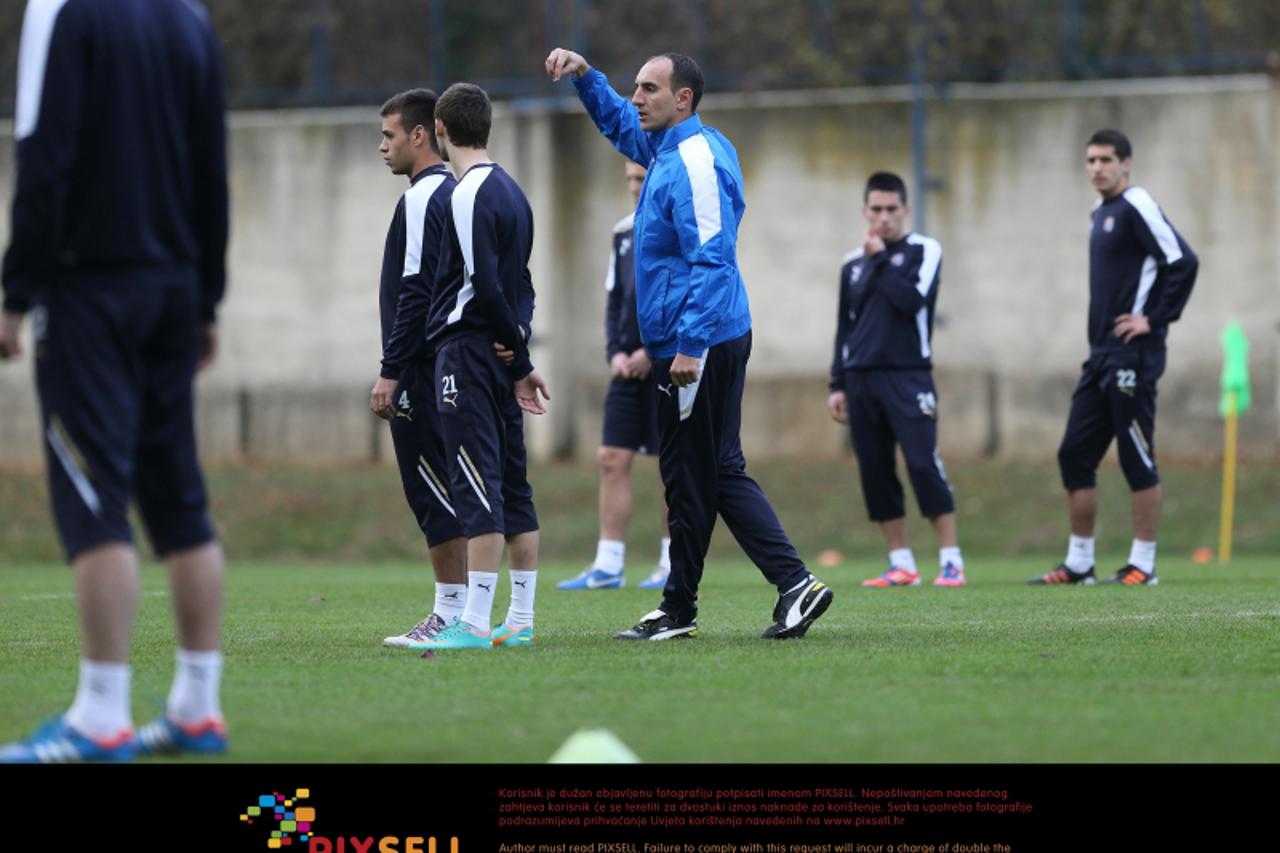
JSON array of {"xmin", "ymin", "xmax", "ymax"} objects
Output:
[{"xmin": 239, "ymin": 788, "xmax": 317, "ymax": 849}]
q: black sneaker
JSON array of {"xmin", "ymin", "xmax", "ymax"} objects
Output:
[
  {"xmin": 613, "ymin": 609, "xmax": 698, "ymax": 641},
  {"xmin": 1026, "ymin": 564, "xmax": 1096, "ymax": 585},
  {"xmin": 1102, "ymin": 564, "xmax": 1158, "ymax": 586},
  {"xmin": 762, "ymin": 575, "xmax": 833, "ymax": 639}
]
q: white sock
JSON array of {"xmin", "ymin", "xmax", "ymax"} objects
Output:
[
  {"xmin": 461, "ymin": 571, "xmax": 498, "ymax": 633},
  {"xmin": 888, "ymin": 548, "xmax": 917, "ymax": 574},
  {"xmin": 65, "ymin": 659, "xmax": 132, "ymax": 740},
  {"xmin": 1065, "ymin": 535, "xmax": 1095, "ymax": 573},
  {"xmin": 593, "ymin": 539, "xmax": 625, "ymax": 573},
  {"xmin": 1128, "ymin": 539, "xmax": 1157, "ymax": 574},
  {"xmin": 167, "ymin": 649, "xmax": 223, "ymax": 725},
  {"xmin": 434, "ymin": 583, "xmax": 467, "ymax": 623},
  {"xmin": 658, "ymin": 537, "xmax": 672, "ymax": 570},
  {"xmin": 506, "ymin": 570, "xmax": 537, "ymax": 628},
  {"xmin": 939, "ymin": 546, "xmax": 964, "ymax": 570}
]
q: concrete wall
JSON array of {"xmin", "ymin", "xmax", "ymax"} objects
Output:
[{"xmin": 1, "ymin": 75, "xmax": 1277, "ymax": 468}]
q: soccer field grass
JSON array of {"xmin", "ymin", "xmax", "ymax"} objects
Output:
[{"xmin": 2, "ymin": 556, "xmax": 1276, "ymax": 763}]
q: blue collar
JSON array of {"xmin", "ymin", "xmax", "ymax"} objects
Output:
[
  {"xmin": 653, "ymin": 114, "xmax": 704, "ymax": 153},
  {"xmin": 410, "ymin": 164, "xmax": 448, "ymax": 185}
]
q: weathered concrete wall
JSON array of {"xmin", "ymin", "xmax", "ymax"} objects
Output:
[
  {"xmin": 1, "ymin": 76, "xmax": 1276, "ymax": 468},
  {"xmin": 554, "ymin": 75, "xmax": 1280, "ymax": 463}
]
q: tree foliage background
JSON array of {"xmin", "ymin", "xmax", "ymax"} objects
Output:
[{"xmin": 0, "ymin": 0, "xmax": 1277, "ymax": 113}]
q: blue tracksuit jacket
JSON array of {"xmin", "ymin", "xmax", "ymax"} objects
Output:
[{"xmin": 572, "ymin": 69, "xmax": 752, "ymax": 359}]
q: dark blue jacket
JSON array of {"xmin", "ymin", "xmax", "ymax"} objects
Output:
[
  {"xmin": 379, "ymin": 165, "xmax": 455, "ymax": 379},
  {"xmin": 2, "ymin": 0, "xmax": 228, "ymax": 320},
  {"xmin": 427, "ymin": 163, "xmax": 535, "ymax": 380},
  {"xmin": 604, "ymin": 214, "xmax": 643, "ymax": 361},
  {"xmin": 830, "ymin": 233, "xmax": 942, "ymax": 387},
  {"xmin": 1088, "ymin": 186, "xmax": 1198, "ymax": 354}
]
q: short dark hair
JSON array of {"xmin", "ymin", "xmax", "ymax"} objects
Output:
[
  {"xmin": 434, "ymin": 83, "xmax": 492, "ymax": 149},
  {"xmin": 655, "ymin": 53, "xmax": 704, "ymax": 113},
  {"xmin": 1087, "ymin": 128, "xmax": 1132, "ymax": 160},
  {"xmin": 864, "ymin": 171, "xmax": 908, "ymax": 204},
  {"xmin": 380, "ymin": 88, "xmax": 440, "ymax": 154}
]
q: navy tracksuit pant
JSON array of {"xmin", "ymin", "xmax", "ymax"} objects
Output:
[{"xmin": 652, "ymin": 331, "xmax": 809, "ymax": 623}]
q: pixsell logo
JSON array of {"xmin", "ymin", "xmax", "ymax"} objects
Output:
[
  {"xmin": 238, "ymin": 788, "xmax": 317, "ymax": 849},
  {"xmin": 238, "ymin": 786, "xmax": 459, "ymax": 853}
]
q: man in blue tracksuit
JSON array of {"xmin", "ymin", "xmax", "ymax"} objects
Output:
[{"xmin": 547, "ymin": 47, "xmax": 834, "ymax": 640}]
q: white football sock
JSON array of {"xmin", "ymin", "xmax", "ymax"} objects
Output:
[
  {"xmin": 434, "ymin": 583, "xmax": 467, "ymax": 623},
  {"xmin": 939, "ymin": 546, "xmax": 964, "ymax": 570},
  {"xmin": 658, "ymin": 537, "xmax": 671, "ymax": 570},
  {"xmin": 888, "ymin": 548, "xmax": 917, "ymax": 574},
  {"xmin": 65, "ymin": 659, "xmax": 132, "ymax": 740},
  {"xmin": 593, "ymin": 539, "xmax": 625, "ymax": 573},
  {"xmin": 506, "ymin": 570, "xmax": 537, "ymax": 628},
  {"xmin": 1065, "ymin": 535, "xmax": 1095, "ymax": 573},
  {"xmin": 461, "ymin": 572, "xmax": 498, "ymax": 633},
  {"xmin": 167, "ymin": 649, "xmax": 223, "ymax": 724},
  {"xmin": 1128, "ymin": 539, "xmax": 1157, "ymax": 574}
]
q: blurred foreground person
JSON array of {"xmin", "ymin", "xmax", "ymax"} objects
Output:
[{"xmin": 1, "ymin": 0, "xmax": 230, "ymax": 761}]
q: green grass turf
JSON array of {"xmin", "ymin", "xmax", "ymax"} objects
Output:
[
  {"xmin": 1, "ymin": 556, "xmax": 1276, "ymax": 763},
  {"xmin": 2, "ymin": 458, "xmax": 1278, "ymax": 564}
]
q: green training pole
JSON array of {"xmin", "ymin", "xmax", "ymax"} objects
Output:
[{"xmin": 1218, "ymin": 323, "xmax": 1251, "ymax": 566}]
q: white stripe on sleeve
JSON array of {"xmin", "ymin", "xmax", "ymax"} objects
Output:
[
  {"xmin": 14, "ymin": 0, "xmax": 72, "ymax": 141},
  {"xmin": 1123, "ymin": 187, "xmax": 1183, "ymax": 265},
  {"xmin": 915, "ymin": 307, "xmax": 931, "ymax": 360},
  {"xmin": 906, "ymin": 233, "xmax": 942, "ymax": 297},
  {"xmin": 676, "ymin": 134, "xmax": 722, "ymax": 246},
  {"xmin": 603, "ymin": 248, "xmax": 617, "ymax": 292},
  {"xmin": 1132, "ymin": 255, "xmax": 1158, "ymax": 315},
  {"xmin": 603, "ymin": 212, "xmax": 632, "ymax": 292},
  {"xmin": 401, "ymin": 174, "xmax": 447, "ymax": 277},
  {"xmin": 446, "ymin": 166, "xmax": 494, "ymax": 325}
]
